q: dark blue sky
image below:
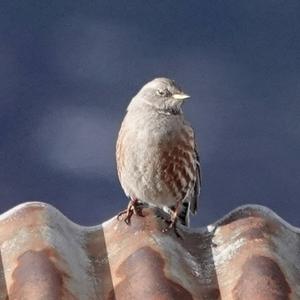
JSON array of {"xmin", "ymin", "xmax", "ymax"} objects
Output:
[{"xmin": 0, "ymin": 1, "xmax": 299, "ymax": 227}]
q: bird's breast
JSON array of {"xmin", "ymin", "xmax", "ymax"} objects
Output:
[{"xmin": 116, "ymin": 112, "xmax": 196, "ymax": 205}]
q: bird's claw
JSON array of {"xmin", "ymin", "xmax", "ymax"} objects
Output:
[
  {"xmin": 117, "ymin": 207, "xmax": 134, "ymax": 224},
  {"xmin": 117, "ymin": 209, "xmax": 127, "ymax": 220},
  {"xmin": 162, "ymin": 219, "xmax": 183, "ymax": 239},
  {"xmin": 117, "ymin": 199, "xmax": 144, "ymax": 225}
]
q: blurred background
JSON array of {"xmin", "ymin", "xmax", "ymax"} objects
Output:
[{"xmin": 0, "ymin": 1, "xmax": 299, "ymax": 227}]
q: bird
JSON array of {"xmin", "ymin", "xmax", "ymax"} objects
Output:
[{"xmin": 116, "ymin": 77, "xmax": 201, "ymax": 231}]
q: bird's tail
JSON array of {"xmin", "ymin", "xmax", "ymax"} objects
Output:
[{"xmin": 178, "ymin": 202, "xmax": 190, "ymax": 227}]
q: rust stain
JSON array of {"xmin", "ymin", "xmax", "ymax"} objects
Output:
[
  {"xmin": 1, "ymin": 203, "xmax": 300, "ymax": 299},
  {"xmin": 9, "ymin": 248, "xmax": 76, "ymax": 300},
  {"xmin": 0, "ymin": 204, "xmax": 47, "ymax": 243},
  {"xmin": 108, "ymin": 246, "xmax": 193, "ymax": 300},
  {"xmin": 238, "ymin": 218, "xmax": 274, "ymax": 241},
  {"xmin": 205, "ymin": 288, "xmax": 220, "ymax": 300},
  {"xmin": 233, "ymin": 255, "xmax": 291, "ymax": 300},
  {"xmin": 85, "ymin": 229, "xmax": 116, "ymax": 299},
  {"xmin": 0, "ymin": 252, "xmax": 8, "ymax": 300}
]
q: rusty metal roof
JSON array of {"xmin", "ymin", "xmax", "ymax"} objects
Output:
[{"xmin": 0, "ymin": 202, "xmax": 299, "ymax": 299}]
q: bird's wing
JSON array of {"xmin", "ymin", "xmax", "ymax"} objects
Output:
[{"xmin": 189, "ymin": 147, "xmax": 202, "ymax": 215}]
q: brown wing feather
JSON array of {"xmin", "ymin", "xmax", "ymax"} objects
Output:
[{"xmin": 189, "ymin": 148, "xmax": 201, "ymax": 214}]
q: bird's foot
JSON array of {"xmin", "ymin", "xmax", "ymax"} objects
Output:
[
  {"xmin": 117, "ymin": 198, "xmax": 144, "ymax": 225},
  {"xmin": 161, "ymin": 202, "xmax": 183, "ymax": 238},
  {"xmin": 117, "ymin": 208, "xmax": 133, "ymax": 224},
  {"xmin": 162, "ymin": 218, "xmax": 183, "ymax": 239}
]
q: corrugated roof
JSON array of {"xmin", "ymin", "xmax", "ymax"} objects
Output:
[{"xmin": 0, "ymin": 202, "xmax": 299, "ymax": 299}]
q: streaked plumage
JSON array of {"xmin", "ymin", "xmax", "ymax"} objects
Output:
[{"xmin": 116, "ymin": 77, "xmax": 201, "ymax": 227}]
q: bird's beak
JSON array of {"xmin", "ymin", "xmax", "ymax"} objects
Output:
[{"xmin": 172, "ymin": 93, "xmax": 190, "ymax": 100}]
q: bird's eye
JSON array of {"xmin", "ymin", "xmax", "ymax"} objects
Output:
[
  {"xmin": 156, "ymin": 88, "xmax": 171, "ymax": 97},
  {"xmin": 156, "ymin": 89, "xmax": 165, "ymax": 96}
]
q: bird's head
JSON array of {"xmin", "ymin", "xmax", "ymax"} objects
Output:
[{"xmin": 128, "ymin": 77, "xmax": 190, "ymax": 114}]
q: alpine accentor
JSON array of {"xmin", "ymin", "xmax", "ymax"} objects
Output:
[{"xmin": 116, "ymin": 77, "xmax": 201, "ymax": 229}]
